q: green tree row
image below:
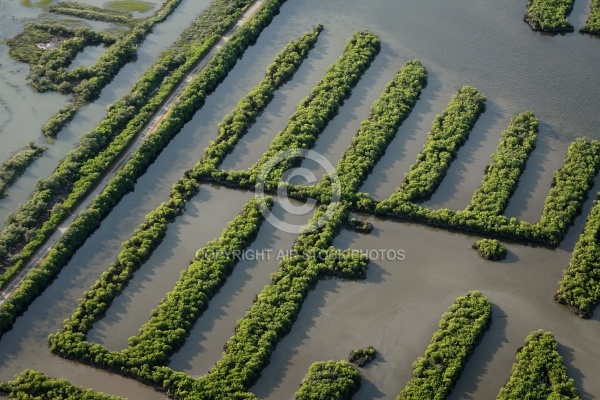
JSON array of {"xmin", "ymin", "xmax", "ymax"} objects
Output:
[
  {"xmin": 0, "ymin": 0, "xmax": 271, "ymax": 288},
  {"xmin": 334, "ymin": 60, "xmax": 427, "ymax": 199},
  {"xmin": 295, "ymin": 361, "xmax": 361, "ymax": 400},
  {"xmin": 49, "ymin": 2, "xmax": 137, "ymax": 26},
  {"xmin": 387, "ymin": 86, "xmax": 486, "ymax": 204},
  {"xmin": 396, "ymin": 291, "xmax": 492, "ymax": 399},
  {"xmin": 241, "ymin": 31, "xmax": 381, "ymax": 185},
  {"xmin": 555, "ymin": 197, "xmax": 600, "ymax": 318},
  {"xmin": 524, "ymin": 0, "xmax": 575, "ymax": 32},
  {"xmin": 0, "ymin": 0, "xmax": 288, "ymax": 339},
  {"xmin": 497, "ymin": 330, "xmax": 579, "ymax": 399},
  {"xmin": 467, "ymin": 112, "xmax": 538, "ymax": 216},
  {"xmin": 0, "ymin": 142, "xmax": 46, "ymax": 200},
  {"xmin": 581, "ymin": 0, "xmax": 600, "ymax": 34},
  {"xmin": 6, "ymin": 370, "xmax": 122, "ymax": 400},
  {"xmin": 539, "ymin": 138, "xmax": 600, "ymax": 245}
]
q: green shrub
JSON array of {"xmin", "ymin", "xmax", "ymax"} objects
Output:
[
  {"xmin": 348, "ymin": 346, "xmax": 376, "ymax": 367},
  {"xmin": 346, "ymin": 217, "xmax": 373, "ymax": 234},
  {"xmin": 472, "ymin": 239, "xmax": 508, "ymax": 261},
  {"xmin": 295, "ymin": 361, "xmax": 361, "ymax": 400}
]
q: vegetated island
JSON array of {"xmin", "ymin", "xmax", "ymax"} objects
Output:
[
  {"xmin": 524, "ymin": 0, "xmax": 575, "ymax": 32},
  {"xmin": 472, "ymin": 239, "xmax": 508, "ymax": 261}
]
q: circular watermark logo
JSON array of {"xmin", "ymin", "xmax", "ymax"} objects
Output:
[{"xmin": 255, "ymin": 148, "xmax": 340, "ymax": 234}]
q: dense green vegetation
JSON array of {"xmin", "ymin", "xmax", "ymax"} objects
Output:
[
  {"xmin": 333, "ymin": 60, "xmax": 427, "ymax": 199},
  {"xmin": 467, "ymin": 112, "xmax": 538, "ymax": 216},
  {"xmin": 387, "ymin": 86, "xmax": 486, "ymax": 203},
  {"xmin": 48, "ymin": 2, "xmax": 136, "ymax": 26},
  {"xmin": 497, "ymin": 330, "xmax": 580, "ymax": 399},
  {"xmin": 581, "ymin": 0, "xmax": 600, "ymax": 34},
  {"xmin": 295, "ymin": 361, "xmax": 361, "ymax": 400},
  {"xmin": 396, "ymin": 291, "xmax": 491, "ymax": 399},
  {"xmin": 348, "ymin": 346, "xmax": 376, "ymax": 367},
  {"xmin": 0, "ymin": 0, "xmax": 288, "ymax": 338},
  {"xmin": 555, "ymin": 198, "xmax": 600, "ymax": 318},
  {"xmin": 0, "ymin": 0, "xmax": 272, "ymax": 289},
  {"xmin": 472, "ymin": 238, "xmax": 508, "ymax": 261},
  {"xmin": 524, "ymin": 0, "xmax": 575, "ymax": 32},
  {"xmin": 7, "ymin": 370, "xmax": 122, "ymax": 400},
  {"xmin": 0, "ymin": 142, "xmax": 46, "ymax": 200},
  {"xmin": 539, "ymin": 138, "xmax": 600, "ymax": 245},
  {"xmin": 241, "ymin": 31, "xmax": 381, "ymax": 186},
  {"xmin": 346, "ymin": 217, "xmax": 373, "ymax": 234}
]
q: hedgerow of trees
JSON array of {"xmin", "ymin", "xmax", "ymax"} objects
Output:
[
  {"xmin": 332, "ymin": 60, "xmax": 427, "ymax": 200},
  {"xmin": 524, "ymin": 0, "xmax": 575, "ymax": 32},
  {"xmin": 467, "ymin": 112, "xmax": 538, "ymax": 216},
  {"xmin": 555, "ymin": 197, "xmax": 600, "ymax": 318},
  {"xmin": 295, "ymin": 361, "xmax": 361, "ymax": 400},
  {"xmin": 497, "ymin": 330, "xmax": 580, "ymax": 399},
  {"xmin": 581, "ymin": 0, "xmax": 600, "ymax": 34},
  {"xmin": 0, "ymin": 142, "xmax": 46, "ymax": 200},
  {"xmin": 48, "ymin": 2, "xmax": 137, "ymax": 26},
  {"xmin": 396, "ymin": 291, "xmax": 491, "ymax": 399},
  {"xmin": 388, "ymin": 86, "xmax": 486, "ymax": 203}
]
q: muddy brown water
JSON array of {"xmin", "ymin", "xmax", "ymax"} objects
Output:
[{"xmin": 1, "ymin": 0, "xmax": 600, "ymax": 398}]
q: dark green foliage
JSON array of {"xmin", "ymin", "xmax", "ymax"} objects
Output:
[
  {"xmin": 7, "ymin": 370, "xmax": 122, "ymax": 400},
  {"xmin": 497, "ymin": 330, "xmax": 580, "ymax": 400},
  {"xmin": 581, "ymin": 0, "xmax": 600, "ymax": 34},
  {"xmin": 334, "ymin": 60, "xmax": 427, "ymax": 199},
  {"xmin": 390, "ymin": 86, "xmax": 486, "ymax": 203},
  {"xmin": 525, "ymin": 0, "xmax": 575, "ymax": 32},
  {"xmin": 295, "ymin": 361, "xmax": 361, "ymax": 400},
  {"xmin": 472, "ymin": 239, "xmax": 508, "ymax": 261},
  {"xmin": 0, "ymin": 142, "xmax": 46, "ymax": 200},
  {"xmin": 346, "ymin": 217, "xmax": 373, "ymax": 234},
  {"xmin": 539, "ymin": 138, "xmax": 600, "ymax": 245},
  {"xmin": 467, "ymin": 112, "xmax": 538, "ymax": 216},
  {"xmin": 348, "ymin": 346, "xmax": 376, "ymax": 367},
  {"xmin": 0, "ymin": 0, "xmax": 288, "ymax": 338},
  {"xmin": 555, "ymin": 198, "xmax": 600, "ymax": 318},
  {"xmin": 397, "ymin": 291, "xmax": 492, "ymax": 400},
  {"xmin": 246, "ymin": 31, "xmax": 381, "ymax": 184},
  {"xmin": 48, "ymin": 2, "xmax": 136, "ymax": 26}
]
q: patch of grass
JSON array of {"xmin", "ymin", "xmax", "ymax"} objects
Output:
[{"xmin": 104, "ymin": 0, "xmax": 154, "ymax": 13}]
